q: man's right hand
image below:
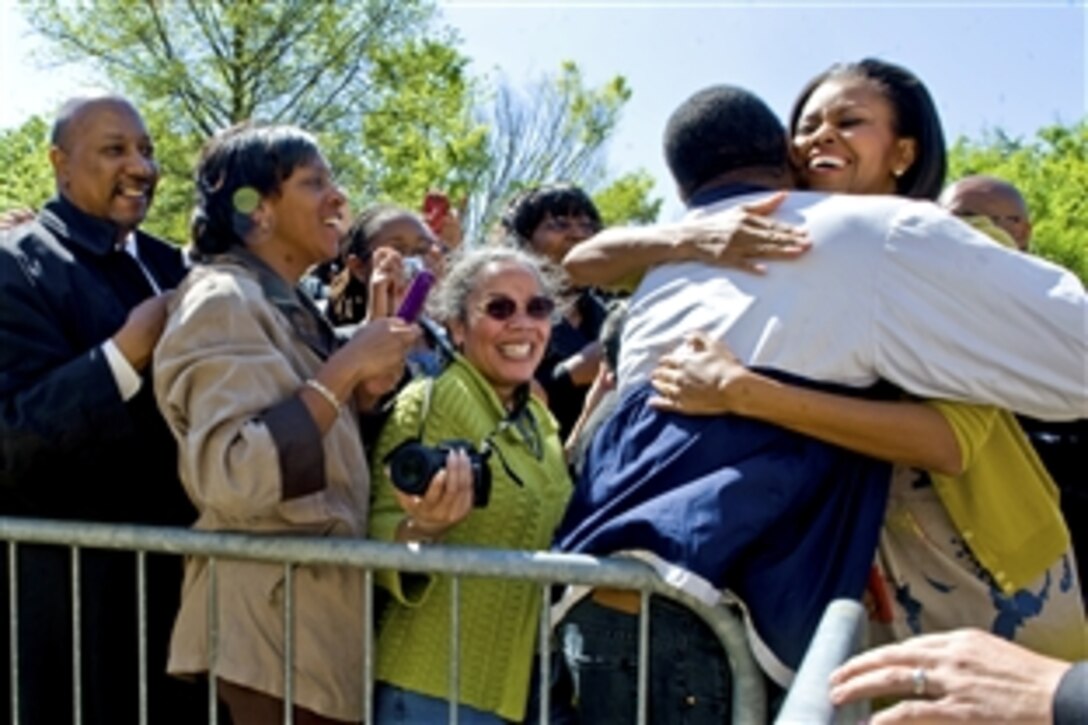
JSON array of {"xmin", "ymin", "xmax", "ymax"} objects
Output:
[{"xmin": 112, "ymin": 292, "xmax": 173, "ymax": 372}]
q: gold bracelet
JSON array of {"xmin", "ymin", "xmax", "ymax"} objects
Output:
[{"xmin": 303, "ymin": 378, "xmax": 341, "ymax": 412}]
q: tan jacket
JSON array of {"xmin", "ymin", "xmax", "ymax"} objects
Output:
[{"xmin": 154, "ymin": 252, "xmax": 370, "ymax": 721}]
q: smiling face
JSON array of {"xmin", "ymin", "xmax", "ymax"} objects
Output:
[
  {"xmin": 257, "ymin": 156, "xmax": 348, "ymax": 281},
  {"xmin": 791, "ymin": 76, "xmax": 917, "ymax": 196},
  {"xmin": 449, "ymin": 261, "xmax": 552, "ymax": 405},
  {"xmin": 49, "ymin": 98, "xmax": 158, "ymax": 238}
]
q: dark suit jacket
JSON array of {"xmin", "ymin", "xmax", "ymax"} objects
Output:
[
  {"xmin": 0, "ymin": 195, "xmax": 191, "ymax": 523},
  {"xmin": 0, "ymin": 195, "xmax": 203, "ymax": 724}
]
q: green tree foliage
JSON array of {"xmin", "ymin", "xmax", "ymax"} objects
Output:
[
  {"xmin": 948, "ymin": 121, "xmax": 1087, "ymax": 280},
  {"xmin": 467, "ymin": 62, "xmax": 659, "ymax": 239},
  {"xmin": 19, "ymin": 0, "xmax": 436, "ymax": 239},
  {"xmin": 592, "ymin": 170, "xmax": 663, "ymax": 227},
  {"xmin": 354, "ymin": 38, "xmax": 490, "ymax": 215},
  {"xmin": 0, "ymin": 115, "xmax": 53, "ymax": 212},
  {"xmin": 22, "ymin": 0, "xmax": 429, "ymax": 137},
  {"xmin": 14, "ymin": 2, "xmax": 660, "ymax": 244}
]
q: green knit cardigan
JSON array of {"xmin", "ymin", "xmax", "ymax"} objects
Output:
[{"xmin": 369, "ymin": 356, "xmax": 572, "ymax": 721}]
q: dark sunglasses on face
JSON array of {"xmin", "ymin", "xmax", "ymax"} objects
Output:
[{"xmin": 479, "ymin": 295, "xmax": 556, "ymax": 322}]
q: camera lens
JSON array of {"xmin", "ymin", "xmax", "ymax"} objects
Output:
[{"xmin": 388, "ymin": 446, "xmax": 437, "ymax": 497}]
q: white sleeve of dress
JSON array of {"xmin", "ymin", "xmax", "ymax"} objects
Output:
[{"xmin": 871, "ymin": 203, "xmax": 1087, "ymax": 421}]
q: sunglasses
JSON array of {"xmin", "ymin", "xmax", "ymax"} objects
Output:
[{"xmin": 479, "ymin": 295, "xmax": 556, "ymax": 322}]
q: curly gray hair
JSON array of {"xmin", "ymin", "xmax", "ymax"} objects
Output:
[{"xmin": 427, "ymin": 246, "xmax": 565, "ymax": 325}]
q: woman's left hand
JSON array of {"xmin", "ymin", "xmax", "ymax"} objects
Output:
[{"xmin": 648, "ymin": 332, "xmax": 753, "ymax": 415}]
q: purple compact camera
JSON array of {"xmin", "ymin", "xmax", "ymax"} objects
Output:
[{"xmin": 396, "ymin": 261, "xmax": 436, "ymax": 323}]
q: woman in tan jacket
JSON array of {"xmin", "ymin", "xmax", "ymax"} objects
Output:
[{"xmin": 153, "ymin": 123, "xmax": 457, "ymax": 724}]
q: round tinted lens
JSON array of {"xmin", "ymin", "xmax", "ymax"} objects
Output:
[
  {"xmin": 526, "ymin": 296, "xmax": 555, "ymax": 319},
  {"xmin": 483, "ymin": 296, "xmax": 517, "ymax": 321}
]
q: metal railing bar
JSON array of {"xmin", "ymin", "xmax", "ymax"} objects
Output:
[
  {"xmin": 362, "ymin": 569, "xmax": 374, "ymax": 725},
  {"xmin": 137, "ymin": 550, "xmax": 148, "ymax": 725},
  {"xmin": 0, "ymin": 519, "xmax": 672, "ymax": 588},
  {"xmin": 775, "ymin": 598, "xmax": 868, "ymax": 724},
  {"xmin": 536, "ymin": 584, "xmax": 551, "ymax": 725},
  {"xmin": 283, "ymin": 562, "xmax": 295, "ymax": 725},
  {"xmin": 208, "ymin": 557, "xmax": 219, "ymax": 725},
  {"xmin": 636, "ymin": 590, "xmax": 650, "ymax": 725},
  {"xmin": 70, "ymin": 545, "xmax": 82, "ymax": 725},
  {"xmin": 448, "ymin": 576, "xmax": 460, "ymax": 725},
  {"xmin": 8, "ymin": 541, "xmax": 18, "ymax": 725}
]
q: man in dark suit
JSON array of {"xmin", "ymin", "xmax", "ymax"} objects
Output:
[{"xmin": 0, "ymin": 94, "xmax": 203, "ymax": 723}]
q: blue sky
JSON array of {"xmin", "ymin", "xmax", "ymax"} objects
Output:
[{"xmin": 3, "ymin": 1, "xmax": 1084, "ymax": 219}]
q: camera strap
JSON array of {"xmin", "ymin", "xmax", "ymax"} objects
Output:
[{"xmin": 414, "ymin": 374, "xmax": 436, "ymax": 441}]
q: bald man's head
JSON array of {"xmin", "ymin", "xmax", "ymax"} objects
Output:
[
  {"xmin": 48, "ymin": 94, "xmax": 158, "ymax": 237},
  {"xmin": 939, "ymin": 175, "xmax": 1032, "ymax": 252},
  {"xmin": 50, "ymin": 93, "xmax": 135, "ymax": 149}
]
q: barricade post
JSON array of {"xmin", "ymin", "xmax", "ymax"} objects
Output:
[{"xmin": 775, "ymin": 598, "xmax": 868, "ymax": 724}]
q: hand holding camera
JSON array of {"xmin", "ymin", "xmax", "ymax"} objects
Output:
[
  {"xmin": 390, "ymin": 446, "xmax": 477, "ymax": 541},
  {"xmin": 386, "ymin": 438, "xmax": 491, "ymax": 508}
]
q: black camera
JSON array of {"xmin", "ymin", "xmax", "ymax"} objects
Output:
[{"xmin": 384, "ymin": 439, "xmax": 492, "ymax": 508}]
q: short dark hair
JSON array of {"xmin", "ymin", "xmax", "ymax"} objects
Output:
[
  {"xmin": 789, "ymin": 58, "xmax": 947, "ymax": 200},
  {"xmin": 500, "ymin": 183, "xmax": 601, "ymax": 245},
  {"xmin": 190, "ymin": 123, "xmax": 323, "ymax": 255},
  {"xmin": 663, "ymin": 85, "xmax": 789, "ymax": 200}
]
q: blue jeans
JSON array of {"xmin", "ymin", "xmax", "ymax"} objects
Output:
[
  {"xmin": 558, "ymin": 595, "xmax": 732, "ymax": 724},
  {"xmin": 374, "ymin": 683, "xmax": 507, "ymax": 724}
]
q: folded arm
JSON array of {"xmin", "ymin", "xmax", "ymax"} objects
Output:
[
  {"xmin": 649, "ymin": 332, "xmax": 964, "ymax": 475},
  {"xmin": 563, "ymin": 192, "xmax": 810, "ymax": 291}
]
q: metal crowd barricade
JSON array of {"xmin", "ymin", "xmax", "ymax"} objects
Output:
[
  {"xmin": 775, "ymin": 598, "xmax": 869, "ymax": 724},
  {"xmin": 0, "ymin": 517, "xmax": 776, "ymax": 724}
]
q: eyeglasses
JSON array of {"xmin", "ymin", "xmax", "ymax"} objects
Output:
[{"xmin": 479, "ymin": 295, "xmax": 556, "ymax": 322}]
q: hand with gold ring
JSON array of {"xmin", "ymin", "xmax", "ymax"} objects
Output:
[{"xmin": 828, "ymin": 629, "xmax": 1074, "ymax": 723}]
